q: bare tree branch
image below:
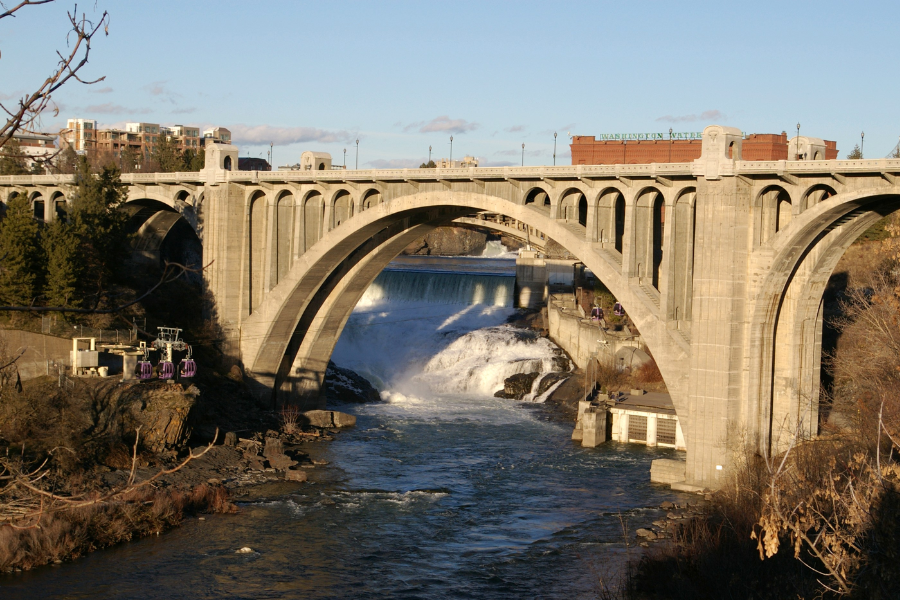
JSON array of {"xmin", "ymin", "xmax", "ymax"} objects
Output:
[{"xmin": 0, "ymin": 2, "xmax": 109, "ymax": 148}]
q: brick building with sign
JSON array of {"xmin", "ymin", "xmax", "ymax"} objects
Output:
[{"xmin": 570, "ymin": 132, "xmax": 838, "ymax": 165}]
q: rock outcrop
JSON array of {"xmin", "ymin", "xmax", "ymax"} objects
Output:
[
  {"xmin": 402, "ymin": 226, "xmax": 489, "ymax": 256},
  {"xmin": 324, "ymin": 362, "xmax": 380, "ymax": 403}
]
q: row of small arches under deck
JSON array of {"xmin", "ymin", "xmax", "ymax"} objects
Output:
[{"xmin": 241, "ymin": 180, "xmax": 838, "ymax": 323}]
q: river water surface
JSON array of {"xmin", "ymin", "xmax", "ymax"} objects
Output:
[{"xmin": 2, "ymin": 252, "xmax": 687, "ymax": 599}]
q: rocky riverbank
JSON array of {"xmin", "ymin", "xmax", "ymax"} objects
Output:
[{"xmin": 0, "ymin": 363, "xmax": 382, "ymax": 574}]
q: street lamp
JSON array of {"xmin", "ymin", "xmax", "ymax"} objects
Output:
[
  {"xmin": 796, "ymin": 123, "xmax": 801, "ymax": 160},
  {"xmin": 343, "ymin": 148, "xmax": 346, "ymax": 168},
  {"xmin": 668, "ymin": 127, "xmax": 673, "ymax": 162},
  {"xmin": 428, "ymin": 145, "xmax": 432, "ymax": 164},
  {"xmin": 270, "ymin": 142, "xmax": 274, "ymax": 169},
  {"xmin": 860, "ymin": 131, "xmax": 865, "ymax": 159},
  {"xmin": 521, "ymin": 142, "xmax": 525, "ymax": 166},
  {"xmin": 553, "ymin": 132, "xmax": 557, "ymax": 166},
  {"xmin": 449, "ymin": 136, "xmax": 453, "ymax": 163},
  {"xmin": 355, "ymin": 139, "xmax": 359, "ymax": 170}
]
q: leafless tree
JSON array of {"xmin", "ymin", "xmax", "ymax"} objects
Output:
[{"xmin": 0, "ymin": 1, "xmax": 109, "ymax": 150}]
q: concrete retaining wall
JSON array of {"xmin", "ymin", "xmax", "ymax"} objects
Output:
[
  {"xmin": 0, "ymin": 329, "xmax": 73, "ymax": 380},
  {"xmin": 546, "ymin": 295, "xmax": 641, "ymax": 369}
]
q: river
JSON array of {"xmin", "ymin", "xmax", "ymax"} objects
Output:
[{"xmin": 2, "ymin": 248, "xmax": 688, "ymax": 599}]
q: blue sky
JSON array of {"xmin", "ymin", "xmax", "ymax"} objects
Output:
[{"xmin": 3, "ymin": 0, "xmax": 898, "ymax": 167}]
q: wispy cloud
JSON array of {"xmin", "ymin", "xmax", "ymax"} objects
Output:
[
  {"xmin": 230, "ymin": 124, "xmax": 355, "ymax": 145},
  {"xmin": 0, "ymin": 90, "xmax": 23, "ymax": 101},
  {"xmin": 404, "ymin": 115, "xmax": 479, "ymax": 135},
  {"xmin": 84, "ymin": 103, "xmax": 152, "ymax": 115},
  {"xmin": 539, "ymin": 123, "xmax": 577, "ymax": 136},
  {"xmin": 172, "ymin": 107, "xmax": 197, "ymax": 115},
  {"xmin": 655, "ymin": 110, "xmax": 725, "ymax": 124},
  {"xmin": 144, "ymin": 81, "xmax": 168, "ymax": 96},
  {"xmin": 366, "ymin": 158, "xmax": 424, "ymax": 169},
  {"xmin": 92, "ymin": 86, "xmax": 113, "ymax": 94},
  {"xmin": 505, "ymin": 125, "xmax": 525, "ymax": 133}
]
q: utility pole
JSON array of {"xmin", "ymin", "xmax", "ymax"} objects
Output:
[
  {"xmin": 553, "ymin": 132, "xmax": 557, "ymax": 166},
  {"xmin": 270, "ymin": 142, "xmax": 274, "ymax": 169},
  {"xmin": 668, "ymin": 127, "xmax": 673, "ymax": 162}
]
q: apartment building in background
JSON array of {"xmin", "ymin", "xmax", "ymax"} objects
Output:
[
  {"xmin": 60, "ymin": 118, "xmax": 97, "ymax": 153},
  {"xmin": 62, "ymin": 119, "xmax": 220, "ymax": 157}
]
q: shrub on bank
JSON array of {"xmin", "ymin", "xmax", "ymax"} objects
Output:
[{"xmin": 0, "ymin": 484, "xmax": 235, "ymax": 572}]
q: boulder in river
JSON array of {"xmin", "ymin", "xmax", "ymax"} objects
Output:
[
  {"xmin": 303, "ymin": 410, "xmax": 357, "ymax": 428},
  {"xmin": 494, "ymin": 372, "xmax": 540, "ymax": 400},
  {"xmin": 324, "ymin": 362, "xmax": 380, "ymax": 403}
]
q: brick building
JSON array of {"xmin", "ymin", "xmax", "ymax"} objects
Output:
[{"xmin": 571, "ymin": 132, "xmax": 838, "ymax": 165}]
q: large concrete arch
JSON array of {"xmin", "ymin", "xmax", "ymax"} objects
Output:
[
  {"xmin": 238, "ymin": 190, "xmax": 690, "ymax": 427},
  {"xmin": 745, "ymin": 188, "xmax": 900, "ymax": 457}
]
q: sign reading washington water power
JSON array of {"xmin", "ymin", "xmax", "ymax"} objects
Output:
[{"xmin": 597, "ymin": 132, "xmax": 704, "ymax": 140}]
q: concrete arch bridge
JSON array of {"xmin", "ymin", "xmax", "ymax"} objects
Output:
[{"xmin": 2, "ymin": 125, "xmax": 899, "ymax": 489}]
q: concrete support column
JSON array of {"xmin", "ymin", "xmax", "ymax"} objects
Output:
[
  {"xmin": 646, "ymin": 414, "xmax": 658, "ymax": 447},
  {"xmin": 684, "ymin": 176, "xmax": 751, "ymax": 488},
  {"xmin": 585, "ymin": 194, "xmax": 598, "ymax": 242}
]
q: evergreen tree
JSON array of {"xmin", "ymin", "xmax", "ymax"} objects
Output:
[
  {"xmin": 847, "ymin": 144, "xmax": 863, "ymax": 159},
  {"xmin": 55, "ymin": 146, "xmax": 79, "ymax": 174},
  {"xmin": 0, "ymin": 194, "xmax": 42, "ymax": 306},
  {"xmin": 183, "ymin": 148, "xmax": 205, "ymax": 171},
  {"xmin": 42, "ymin": 219, "xmax": 81, "ymax": 308},
  {"xmin": 151, "ymin": 133, "xmax": 184, "ymax": 172},
  {"xmin": 0, "ymin": 139, "xmax": 29, "ymax": 175},
  {"xmin": 69, "ymin": 159, "xmax": 129, "ymax": 289},
  {"xmin": 119, "ymin": 145, "xmax": 140, "ymax": 173}
]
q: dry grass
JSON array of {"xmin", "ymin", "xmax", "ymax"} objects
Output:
[
  {"xmin": 0, "ymin": 484, "xmax": 235, "ymax": 572},
  {"xmin": 279, "ymin": 403, "xmax": 301, "ymax": 434}
]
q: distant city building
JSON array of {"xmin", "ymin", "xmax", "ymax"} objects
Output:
[
  {"xmin": 60, "ymin": 118, "xmax": 97, "ymax": 153},
  {"xmin": 238, "ymin": 157, "xmax": 271, "ymax": 171},
  {"xmin": 433, "ymin": 155, "xmax": 478, "ymax": 168},
  {"xmin": 61, "ymin": 118, "xmax": 224, "ymax": 158},
  {"xmin": 570, "ymin": 132, "xmax": 838, "ymax": 165},
  {"xmin": 13, "ymin": 131, "xmax": 58, "ymax": 170},
  {"xmin": 203, "ymin": 127, "xmax": 231, "ymax": 145}
]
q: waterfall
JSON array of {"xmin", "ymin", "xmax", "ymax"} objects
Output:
[
  {"xmin": 333, "ymin": 256, "xmax": 569, "ymax": 405},
  {"xmin": 359, "ymin": 270, "xmax": 514, "ymax": 308}
]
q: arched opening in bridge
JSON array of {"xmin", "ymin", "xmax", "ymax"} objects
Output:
[
  {"xmin": 248, "ymin": 190, "xmax": 267, "ymax": 314},
  {"xmin": 224, "ymin": 156, "xmax": 232, "ymax": 171},
  {"xmin": 50, "ymin": 192, "xmax": 67, "ymax": 222},
  {"xmin": 318, "ymin": 162, "xmax": 325, "ymax": 170},
  {"xmin": 558, "ymin": 188, "xmax": 586, "ymax": 227},
  {"xmin": 333, "ymin": 190, "xmax": 353, "ymax": 228},
  {"xmin": 30, "ymin": 192, "xmax": 44, "ymax": 222},
  {"xmin": 614, "ymin": 195, "xmax": 626, "ymax": 253},
  {"xmin": 304, "ymin": 191, "xmax": 324, "ymax": 252},
  {"xmin": 123, "ymin": 198, "xmax": 202, "ymax": 276},
  {"xmin": 754, "ymin": 192, "xmax": 900, "ymax": 457},
  {"xmin": 360, "ymin": 189, "xmax": 382, "ymax": 212},
  {"xmin": 802, "ymin": 184, "xmax": 837, "ymax": 211},
  {"xmin": 670, "ymin": 188, "xmax": 696, "ymax": 325},
  {"xmin": 594, "ymin": 188, "xmax": 625, "ymax": 250},
  {"xmin": 524, "ymin": 188, "xmax": 550, "ymax": 215},
  {"xmin": 274, "ymin": 191, "xmax": 294, "ymax": 287},
  {"xmin": 633, "ymin": 188, "xmax": 665, "ymax": 289},
  {"xmin": 757, "ymin": 185, "xmax": 793, "ymax": 246}
]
